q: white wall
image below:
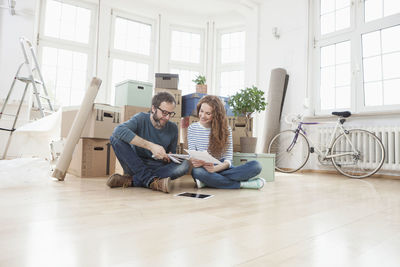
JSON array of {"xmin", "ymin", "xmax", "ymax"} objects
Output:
[{"xmin": 255, "ymin": 0, "xmax": 309, "ymax": 153}]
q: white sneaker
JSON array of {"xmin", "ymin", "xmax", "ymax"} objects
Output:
[{"xmin": 195, "ymin": 179, "xmax": 206, "ymax": 189}]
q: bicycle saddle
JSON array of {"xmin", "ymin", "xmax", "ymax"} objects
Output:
[{"xmin": 332, "ymin": 111, "xmax": 351, "ymax": 118}]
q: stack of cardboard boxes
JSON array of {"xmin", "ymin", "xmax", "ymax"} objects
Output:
[{"xmin": 61, "ymin": 104, "xmax": 120, "ymax": 177}]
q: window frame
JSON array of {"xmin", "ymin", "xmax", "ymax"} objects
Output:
[
  {"xmin": 37, "ymin": 0, "xmax": 97, "ymax": 107},
  {"xmin": 215, "ymin": 26, "xmax": 246, "ymax": 97},
  {"xmin": 312, "ymin": 0, "xmax": 400, "ymax": 115},
  {"xmin": 107, "ymin": 9, "xmax": 156, "ymax": 104}
]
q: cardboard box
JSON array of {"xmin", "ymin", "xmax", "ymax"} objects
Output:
[
  {"xmin": 61, "ymin": 104, "xmax": 121, "ymax": 139},
  {"xmin": 115, "ymin": 80, "xmax": 153, "ymax": 107},
  {"xmin": 233, "ymin": 153, "xmax": 275, "ymax": 182},
  {"xmin": 68, "ymin": 138, "xmax": 116, "ymax": 178},
  {"xmin": 154, "ymin": 88, "xmax": 182, "ymax": 118},
  {"xmin": 182, "ymin": 93, "xmax": 234, "ymax": 117},
  {"xmin": 155, "ymin": 73, "xmax": 179, "ymax": 89},
  {"xmin": 228, "ymin": 116, "xmax": 253, "ymax": 146},
  {"xmin": 121, "ymin": 105, "xmax": 151, "ymax": 122}
]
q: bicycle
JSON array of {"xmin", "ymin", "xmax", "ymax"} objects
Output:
[{"xmin": 267, "ymin": 111, "xmax": 385, "ymax": 178}]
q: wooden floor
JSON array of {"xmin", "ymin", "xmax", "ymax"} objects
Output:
[{"xmin": 1, "ymin": 158, "xmax": 400, "ymax": 267}]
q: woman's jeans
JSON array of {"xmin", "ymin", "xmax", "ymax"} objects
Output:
[
  {"xmin": 110, "ymin": 136, "xmax": 190, "ymax": 187},
  {"xmin": 191, "ymin": 160, "xmax": 262, "ymax": 189}
]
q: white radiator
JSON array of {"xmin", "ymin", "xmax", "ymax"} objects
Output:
[{"xmin": 316, "ymin": 126, "xmax": 400, "ymax": 172}]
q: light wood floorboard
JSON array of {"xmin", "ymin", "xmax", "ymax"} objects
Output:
[{"xmin": 0, "ymin": 158, "xmax": 400, "ymax": 267}]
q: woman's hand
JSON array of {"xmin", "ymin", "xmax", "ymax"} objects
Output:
[
  {"xmin": 191, "ymin": 159, "xmax": 206, "ymax": 168},
  {"xmin": 203, "ymin": 163, "xmax": 216, "ymax": 173}
]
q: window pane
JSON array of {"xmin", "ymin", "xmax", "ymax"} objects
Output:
[
  {"xmin": 363, "ymin": 56, "xmax": 382, "ymax": 82},
  {"xmin": 335, "ymin": 7, "xmax": 350, "ymax": 31},
  {"xmin": 114, "ymin": 17, "xmax": 151, "ymax": 56},
  {"xmin": 220, "ymin": 71, "xmax": 244, "ymax": 97},
  {"xmin": 336, "ymin": 86, "xmax": 351, "ymax": 108},
  {"xmin": 336, "ymin": 41, "xmax": 350, "ymax": 64},
  {"xmin": 368, "ymin": 0, "xmax": 400, "ymax": 21},
  {"xmin": 321, "ymin": 66, "xmax": 335, "ymax": 88},
  {"xmin": 321, "ymin": 45, "xmax": 335, "ymax": 67},
  {"xmin": 44, "ymin": 0, "xmax": 91, "ymax": 44},
  {"xmin": 362, "ymin": 26, "xmax": 400, "ymax": 107},
  {"xmin": 336, "ymin": 0, "xmax": 348, "ymax": 9},
  {"xmin": 320, "ymin": 0, "xmax": 350, "ymax": 35},
  {"xmin": 320, "ymin": 85, "xmax": 335, "ymax": 109},
  {"xmin": 383, "ymin": 79, "xmax": 400, "ymax": 105},
  {"xmin": 319, "ymin": 41, "xmax": 350, "ymax": 110},
  {"xmin": 384, "ymin": 0, "xmax": 400, "ymax": 17},
  {"xmin": 364, "ymin": 81, "xmax": 383, "ymax": 106},
  {"xmin": 381, "ymin": 25, "xmax": 400, "ymax": 54},
  {"xmin": 41, "ymin": 46, "xmax": 88, "ymax": 106},
  {"xmin": 220, "ymin": 31, "xmax": 245, "ymax": 64},
  {"xmin": 170, "ymin": 68, "xmax": 198, "ymax": 95},
  {"xmin": 321, "ymin": 13, "xmax": 335, "ymax": 35},
  {"xmin": 321, "ymin": 0, "xmax": 335, "ymax": 14},
  {"xmin": 336, "ymin": 63, "xmax": 350, "ymax": 86},
  {"xmin": 382, "ymin": 52, "xmax": 400, "ymax": 79},
  {"xmin": 170, "ymin": 30, "xmax": 201, "ymax": 63},
  {"xmin": 362, "ymin": 31, "xmax": 381, "ymax": 57}
]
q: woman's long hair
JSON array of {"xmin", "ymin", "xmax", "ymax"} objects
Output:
[{"xmin": 196, "ymin": 95, "xmax": 229, "ymax": 158}]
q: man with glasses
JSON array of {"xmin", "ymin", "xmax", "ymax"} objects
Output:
[{"xmin": 107, "ymin": 92, "xmax": 189, "ymax": 193}]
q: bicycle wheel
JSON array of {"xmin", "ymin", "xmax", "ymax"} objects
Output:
[
  {"xmin": 268, "ymin": 130, "xmax": 310, "ymax": 173},
  {"xmin": 330, "ymin": 129, "xmax": 385, "ymax": 178}
]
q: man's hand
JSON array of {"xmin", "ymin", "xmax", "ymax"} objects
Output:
[
  {"xmin": 191, "ymin": 159, "xmax": 206, "ymax": 168},
  {"xmin": 151, "ymin": 143, "xmax": 168, "ymax": 161}
]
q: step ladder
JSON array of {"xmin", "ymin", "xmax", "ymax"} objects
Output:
[{"xmin": 0, "ymin": 37, "xmax": 54, "ymax": 159}]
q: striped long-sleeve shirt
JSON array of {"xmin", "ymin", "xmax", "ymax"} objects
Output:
[{"xmin": 187, "ymin": 122, "xmax": 233, "ymax": 166}]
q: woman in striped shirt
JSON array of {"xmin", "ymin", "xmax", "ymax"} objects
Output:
[{"xmin": 187, "ymin": 95, "xmax": 264, "ymax": 189}]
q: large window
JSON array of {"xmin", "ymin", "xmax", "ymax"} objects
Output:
[
  {"xmin": 314, "ymin": 0, "xmax": 400, "ymax": 113},
  {"xmin": 169, "ymin": 27, "xmax": 203, "ymax": 95},
  {"xmin": 39, "ymin": 0, "xmax": 95, "ymax": 106},
  {"xmin": 109, "ymin": 12, "xmax": 155, "ymax": 104},
  {"xmin": 217, "ymin": 30, "xmax": 245, "ymax": 97}
]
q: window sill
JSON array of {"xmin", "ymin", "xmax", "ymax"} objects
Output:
[{"xmin": 305, "ymin": 110, "xmax": 400, "ymax": 121}]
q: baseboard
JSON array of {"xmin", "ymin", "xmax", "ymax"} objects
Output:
[{"xmin": 297, "ymin": 168, "xmax": 400, "ymax": 179}]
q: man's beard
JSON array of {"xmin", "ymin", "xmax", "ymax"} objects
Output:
[{"xmin": 152, "ymin": 112, "xmax": 166, "ymax": 128}]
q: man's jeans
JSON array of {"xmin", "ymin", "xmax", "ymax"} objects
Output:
[
  {"xmin": 110, "ymin": 136, "xmax": 190, "ymax": 187},
  {"xmin": 191, "ymin": 160, "xmax": 262, "ymax": 189}
]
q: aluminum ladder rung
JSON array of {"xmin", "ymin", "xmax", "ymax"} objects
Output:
[
  {"xmin": 0, "ymin": 112, "xmax": 17, "ymax": 117},
  {"xmin": 16, "ymin": 77, "xmax": 43, "ymax": 85}
]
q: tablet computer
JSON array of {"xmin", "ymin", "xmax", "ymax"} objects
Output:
[{"xmin": 175, "ymin": 192, "xmax": 213, "ymax": 199}]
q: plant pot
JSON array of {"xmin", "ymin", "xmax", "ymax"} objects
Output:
[
  {"xmin": 196, "ymin": 84, "xmax": 207, "ymax": 94},
  {"xmin": 240, "ymin": 137, "xmax": 257, "ymax": 153}
]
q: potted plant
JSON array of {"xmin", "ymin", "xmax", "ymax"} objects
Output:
[
  {"xmin": 192, "ymin": 75, "xmax": 207, "ymax": 94},
  {"xmin": 228, "ymin": 85, "xmax": 267, "ymax": 153}
]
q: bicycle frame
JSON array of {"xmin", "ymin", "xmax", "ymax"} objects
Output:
[{"xmin": 290, "ymin": 118, "xmax": 358, "ymax": 160}]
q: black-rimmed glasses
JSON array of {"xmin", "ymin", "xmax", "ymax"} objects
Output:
[{"xmin": 157, "ymin": 107, "xmax": 176, "ymax": 118}]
